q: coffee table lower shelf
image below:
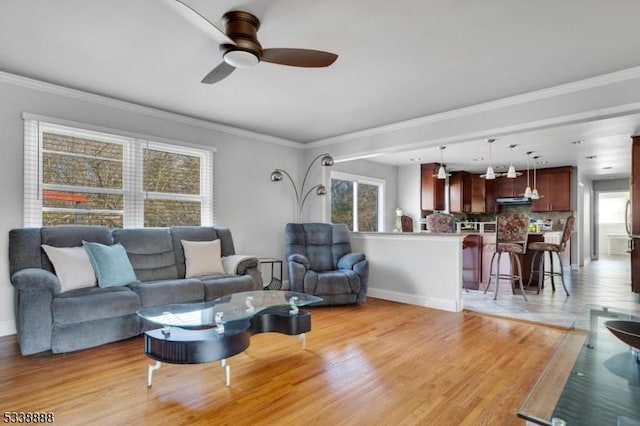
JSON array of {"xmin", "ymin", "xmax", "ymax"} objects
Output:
[{"xmin": 143, "ymin": 308, "xmax": 311, "ymax": 387}]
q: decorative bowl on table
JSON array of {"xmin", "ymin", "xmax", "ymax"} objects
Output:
[{"xmin": 605, "ymin": 320, "xmax": 640, "ymax": 350}]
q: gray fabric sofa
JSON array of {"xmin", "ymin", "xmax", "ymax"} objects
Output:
[
  {"xmin": 285, "ymin": 223, "xmax": 368, "ymax": 305},
  {"xmin": 9, "ymin": 225, "xmax": 262, "ymax": 355}
]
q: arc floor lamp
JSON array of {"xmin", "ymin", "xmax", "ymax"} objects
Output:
[{"xmin": 270, "ymin": 153, "xmax": 334, "ymax": 222}]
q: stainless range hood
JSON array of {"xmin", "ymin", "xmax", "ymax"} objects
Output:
[{"xmin": 496, "ymin": 197, "xmax": 531, "ymax": 205}]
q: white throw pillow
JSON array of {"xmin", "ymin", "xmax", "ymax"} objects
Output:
[
  {"xmin": 181, "ymin": 239, "xmax": 225, "ymax": 278},
  {"xmin": 41, "ymin": 245, "xmax": 97, "ymax": 292}
]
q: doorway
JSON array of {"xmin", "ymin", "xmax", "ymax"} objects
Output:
[{"xmin": 596, "ymin": 191, "xmax": 629, "ymax": 258}]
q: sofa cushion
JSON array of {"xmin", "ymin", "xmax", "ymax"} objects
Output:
[
  {"xmin": 128, "ymin": 278, "xmax": 204, "ymax": 307},
  {"xmin": 112, "ymin": 228, "xmax": 179, "ymax": 281},
  {"xmin": 83, "ymin": 242, "xmax": 138, "ymax": 287},
  {"xmin": 199, "ymin": 274, "xmax": 256, "ymax": 301},
  {"xmin": 52, "ymin": 286, "xmax": 140, "ymax": 325},
  {"xmin": 182, "ymin": 239, "xmax": 225, "ymax": 277},
  {"xmin": 41, "ymin": 245, "xmax": 97, "ymax": 292}
]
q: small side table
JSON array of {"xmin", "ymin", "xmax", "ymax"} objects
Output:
[{"xmin": 259, "ymin": 258, "xmax": 283, "ymax": 290}]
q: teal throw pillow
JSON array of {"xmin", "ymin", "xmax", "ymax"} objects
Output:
[{"xmin": 83, "ymin": 241, "xmax": 137, "ymax": 287}]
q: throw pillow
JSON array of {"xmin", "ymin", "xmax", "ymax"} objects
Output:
[
  {"xmin": 82, "ymin": 241, "xmax": 137, "ymax": 287},
  {"xmin": 41, "ymin": 245, "xmax": 97, "ymax": 292},
  {"xmin": 182, "ymin": 239, "xmax": 225, "ymax": 278}
]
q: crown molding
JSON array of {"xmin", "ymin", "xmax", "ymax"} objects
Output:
[
  {"xmin": 309, "ymin": 65, "xmax": 640, "ymax": 148},
  {"xmin": 0, "ymin": 70, "xmax": 303, "ymax": 149}
]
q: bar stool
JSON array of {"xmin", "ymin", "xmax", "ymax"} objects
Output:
[
  {"xmin": 484, "ymin": 213, "xmax": 529, "ymax": 301},
  {"xmin": 527, "ymin": 215, "xmax": 574, "ymax": 296}
]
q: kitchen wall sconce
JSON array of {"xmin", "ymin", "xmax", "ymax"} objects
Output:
[
  {"xmin": 270, "ymin": 153, "xmax": 334, "ymax": 222},
  {"xmin": 480, "ymin": 138, "xmax": 497, "ymax": 179}
]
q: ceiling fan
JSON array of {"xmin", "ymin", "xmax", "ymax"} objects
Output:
[{"xmin": 171, "ymin": 0, "xmax": 339, "ymax": 84}]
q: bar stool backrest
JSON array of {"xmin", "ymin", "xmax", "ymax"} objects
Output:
[
  {"xmin": 427, "ymin": 213, "xmax": 455, "ymax": 233},
  {"xmin": 496, "ymin": 213, "xmax": 529, "ymax": 244},
  {"xmin": 560, "ymin": 215, "xmax": 575, "ymax": 250}
]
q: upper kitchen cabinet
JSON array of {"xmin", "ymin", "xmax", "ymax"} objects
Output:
[
  {"xmin": 450, "ymin": 171, "xmax": 471, "ymax": 213},
  {"xmin": 470, "ymin": 174, "xmax": 486, "ymax": 213},
  {"xmin": 530, "ymin": 166, "xmax": 572, "ymax": 212},
  {"xmin": 496, "ymin": 174, "xmax": 528, "ymax": 197},
  {"xmin": 421, "ymin": 163, "xmax": 445, "ymax": 211},
  {"xmin": 484, "ymin": 177, "xmax": 499, "ymax": 213}
]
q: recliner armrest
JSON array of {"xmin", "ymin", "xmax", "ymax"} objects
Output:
[
  {"xmin": 337, "ymin": 252, "xmax": 366, "ymax": 270},
  {"xmin": 288, "ymin": 254, "xmax": 310, "ymax": 269},
  {"xmin": 11, "ymin": 268, "xmax": 61, "ymax": 294}
]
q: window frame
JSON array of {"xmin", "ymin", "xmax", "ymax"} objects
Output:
[
  {"xmin": 330, "ymin": 170, "xmax": 385, "ymax": 232},
  {"xmin": 23, "ymin": 117, "xmax": 214, "ymax": 228}
]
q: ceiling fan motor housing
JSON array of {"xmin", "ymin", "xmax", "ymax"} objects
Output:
[{"xmin": 221, "ymin": 11, "xmax": 262, "ymax": 67}]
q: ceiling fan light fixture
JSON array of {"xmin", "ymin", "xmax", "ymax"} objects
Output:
[{"xmin": 223, "ymin": 49, "xmax": 260, "ymax": 68}]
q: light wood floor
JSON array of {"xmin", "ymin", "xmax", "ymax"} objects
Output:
[
  {"xmin": 464, "ymin": 254, "xmax": 640, "ymax": 327},
  {"xmin": 0, "ymin": 298, "xmax": 565, "ymax": 425}
]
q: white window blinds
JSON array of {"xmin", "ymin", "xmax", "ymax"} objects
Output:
[{"xmin": 23, "ymin": 116, "xmax": 215, "ymax": 228}]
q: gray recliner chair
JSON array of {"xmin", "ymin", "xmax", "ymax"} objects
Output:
[{"xmin": 285, "ymin": 223, "xmax": 368, "ymax": 305}]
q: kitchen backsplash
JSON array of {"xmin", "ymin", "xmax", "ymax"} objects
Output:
[{"xmin": 452, "ymin": 205, "xmax": 573, "ymax": 232}]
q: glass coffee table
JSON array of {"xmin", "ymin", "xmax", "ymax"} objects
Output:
[
  {"xmin": 518, "ymin": 305, "xmax": 640, "ymax": 425},
  {"xmin": 137, "ymin": 290, "xmax": 323, "ymax": 387}
]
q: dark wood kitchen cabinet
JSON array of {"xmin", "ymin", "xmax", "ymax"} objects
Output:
[
  {"xmin": 463, "ymin": 234, "xmax": 482, "ymax": 290},
  {"xmin": 470, "ymin": 174, "xmax": 486, "ymax": 213},
  {"xmin": 484, "ymin": 178, "xmax": 499, "ymax": 213},
  {"xmin": 450, "ymin": 172, "xmax": 471, "ymax": 213},
  {"xmin": 530, "ymin": 167, "xmax": 572, "ymax": 212},
  {"xmin": 421, "ymin": 163, "xmax": 445, "ymax": 211},
  {"xmin": 496, "ymin": 174, "xmax": 528, "ymax": 197}
]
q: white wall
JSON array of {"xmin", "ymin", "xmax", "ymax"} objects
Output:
[
  {"xmin": 397, "ymin": 164, "xmax": 421, "ymax": 231},
  {"xmin": 0, "ymin": 77, "xmax": 304, "ymax": 335}
]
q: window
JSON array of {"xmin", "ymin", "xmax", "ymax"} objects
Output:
[
  {"xmin": 24, "ymin": 118, "xmax": 213, "ymax": 228},
  {"xmin": 330, "ymin": 171, "xmax": 384, "ymax": 232}
]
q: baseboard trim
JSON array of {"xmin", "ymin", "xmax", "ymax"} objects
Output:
[
  {"xmin": 0, "ymin": 320, "xmax": 16, "ymax": 337},
  {"xmin": 367, "ymin": 288, "xmax": 460, "ymax": 312}
]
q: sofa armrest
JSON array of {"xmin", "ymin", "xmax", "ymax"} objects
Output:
[
  {"xmin": 337, "ymin": 252, "xmax": 366, "ymax": 270},
  {"xmin": 222, "ymin": 255, "xmax": 262, "ymax": 290},
  {"xmin": 10, "ymin": 268, "xmax": 60, "ymax": 355},
  {"xmin": 222, "ymin": 255, "xmax": 259, "ymax": 275},
  {"xmin": 11, "ymin": 268, "xmax": 61, "ymax": 294},
  {"xmin": 288, "ymin": 254, "xmax": 310, "ymax": 269}
]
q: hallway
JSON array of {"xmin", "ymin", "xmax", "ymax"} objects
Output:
[{"xmin": 463, "ymin": 254, "xmax": 640, "ymax": 328}]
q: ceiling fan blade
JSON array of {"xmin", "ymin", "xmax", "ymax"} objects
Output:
[
  {"xmin": 169, "ymin": 0, "xmax": 236, "ymax": 46},
  {"xmin": 201, "ymin": 62, "xmax": 236, "ymax": 84},
  {"xmin": 261, "ymin": 48, "xmax": 338, "ymax": 68}
]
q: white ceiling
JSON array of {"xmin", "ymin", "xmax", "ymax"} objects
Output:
[{"xmin": 1, "ymin": 0, "xmax": 640, "ymax": 179}]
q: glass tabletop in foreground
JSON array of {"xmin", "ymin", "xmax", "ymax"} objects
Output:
[
  {"xmin": 518, "ymin": 305, "xmax": 640, "ymax": 426},
  {"xmin": 137, "ymin": 290, "xmax": 323, "ymax": 328}
]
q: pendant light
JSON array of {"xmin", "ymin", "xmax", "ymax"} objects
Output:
[
  {"xmin": 480, "ymin": 138, "xmax": 496, "ymax": 179},
  {"xmin": 524, "ymin": 151, "xmax": 533, "ymax": 198},
  {"xmin": 436, "ymin": 146, "xmax": 448, "ymax": 179},
  {"xmin": 531, "ymin": 155, "xmax": 541, "ymax": 200},
  {"xmin": 506, "ymin": 144, "xmax": 522, "ymax": 179}
]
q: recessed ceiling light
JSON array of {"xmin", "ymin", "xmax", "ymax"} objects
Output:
[
  {"xmin": 572, "ymin": 140, "xmax": 584, "ymax": 145},
  {"xmin": 586, "ymin": 155, "xmax": 597, "ymax": 159},
  {"xmin": 410, "ymin": 158, "xmax": 421, "ymax": 162},
  {"xmin": 602, "ymin": 166, "xmax": 613, "ymax": 170},
  {"xmin": 472, "ymin": 157, "xmax": 484, "ymax": 162}
]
